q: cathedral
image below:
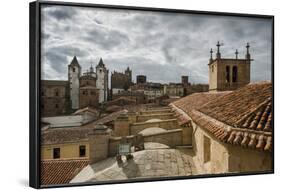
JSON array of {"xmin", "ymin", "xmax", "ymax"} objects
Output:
[{"xmin": 41, "ymin": 56, "xmax": 109, "ymax": 116}]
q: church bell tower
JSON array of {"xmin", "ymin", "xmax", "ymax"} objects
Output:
[{"xmin": 68, "ymin": 56, "xmax": 81, "ymax": 109}]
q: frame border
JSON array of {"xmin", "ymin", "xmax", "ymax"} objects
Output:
[{"xmin": 29, "ymin": 1, "xmax": 274, "ymax": 188}]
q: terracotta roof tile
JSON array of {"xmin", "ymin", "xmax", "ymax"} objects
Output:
[
  {"xmin": 171, "ymin": 82, "xmax": 273, "ymax": 152},
  {"xmin": 92, "ymin": 109, "xmax": 128, "ymax": 125},
  {"xmin": 41, "ymin": 125, "xmax": 94, "ymax": 145},
  {"xmin": 199, "ymin": 82, "xmax": 272, "ymax": 130},
  {"xmin": 171, "ymin": 91, "xmax": 230, "ymax": 115},
  {"xmin": 41, "ymin": 159, "xmax": 89, "ymax": 185},
  {"xmin": 190, "ymin": 110, "xmax": 272, "ymax": 151}
]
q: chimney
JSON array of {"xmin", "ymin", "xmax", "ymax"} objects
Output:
[
  {"xmin": 114, "ymin": 112, "xmax": 130, "ymax": 137},
  {"xmin": 88, "ymin": 124, "xmax": 110, "ymax": 164}
]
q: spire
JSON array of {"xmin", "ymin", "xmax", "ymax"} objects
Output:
[
  {"xmin": 70, "ymin": 56, "xmax": 80, "ymax": 67},
  {"xmin": 216, "ymin": 41, "xmax": 221, "ymax": 59},
  {"xmin": 210, "ymin": 48, "xmax": 213, "ymax": 61},
  {"xmin": 235, "ymin": 49, "xmax": 239, "ymax": 59},
  {"xmin": 90, "ymin": 63, "xmax": 94, "ymax": 73},
  {"xmin": 97, "ymin": 58, "xmax": 104, "ymax": 67},
  {"xmin": 245, "ymin": 42, "xmax": 251, "ymax": 60}
]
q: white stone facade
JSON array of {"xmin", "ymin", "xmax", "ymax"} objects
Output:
[
  {"xmin": 96, "ymin": 61, "xmax": 109, "ymax": 103},
  {"xmin": 68, "ymin": 63, "xmax": 81, "ymax": 109},
  {"xmin": 112, "ymin": 88, "xmax": 125, "ymax": 95},
  {"xmin": 67, "ymin": 57, "xmax": 108, "ymax": 109}
]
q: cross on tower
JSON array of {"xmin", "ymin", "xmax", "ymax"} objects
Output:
[
  {"xmin": 235, "ymin": 49, "xmax": 239, "ymax": 59},
  {"xmin": 216, "ymin": 41, "xmax": 221, "ymax": 53},
  {"xmin": 216, "ymin": 41, "xmax": 221, "ymax": 59},
  {"xmin": 246, "ymin": 42, "xmax": 250, "ymax": 54},
  {"xmin": 245, "ymin": 42, "xmax": 251, "ymax": 60}
]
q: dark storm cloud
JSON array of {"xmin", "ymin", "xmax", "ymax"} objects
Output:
[
  {"xmin": 44, "ymin": 51, "xmax": 68, "ymax": 73},
  {"xmin": 93, "ymin": 18, "xmax": 103, "ymax": 25},
  {"xmin": 47, "ymin": 6, "xmax": 77, "ymax": 20},
  {"xmin": 83, "ymin": 28, "xmax": 130, "ymax": 50},
  {"xmin": 41, "ymin": 5, "xmax": 272, "ymax": 83}
]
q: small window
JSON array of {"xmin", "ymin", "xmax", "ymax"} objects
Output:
[
  {"xmin": 226, "ymin": 66, "xmax": 230, "ymax": 83},
  {"xmin": 211, "ymin": 65, "xmax": 214, "ymax": 72},
  {"xmin": 203, "ymin": 136, "xmax": 211, "ymax": 163},
  {"xmin": 55, "ymin": 104, "xmax": 59, "ymax": 108},
  {"xmin": 79, "ymin": 145, "xmax": 86, "ymax": 157},
  {"xmin": 100, "ymin": 69, "xmax": 102, "ymax": 73},
  {"xmin": 53, "ymin": 148, "xmax": 60, "ymax": 159},
  {"xmin": 41, "ymin": 91, "xmax": 45, "ymax": 96},
  {"xmin": 55, "ymin": 91, "xmax": 59, "ymax": 96},
  {"xmin": 232, "ymin": 66, "xmax": 238, "ymax": 83},
  {"xmin": 73, "ymin": 68, "xmax": 76, "ymax": 72}
]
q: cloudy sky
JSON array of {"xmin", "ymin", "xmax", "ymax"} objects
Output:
[{"xmin": 41, "ymin": 5, "xmax": 272, "ymax": 84}]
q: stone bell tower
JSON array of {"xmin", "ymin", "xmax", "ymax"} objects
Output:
[
  {"xmin": 68, "ymin": 56, "xmax": 81, "ymax": 109},
  {"xmin": 96, "ymin": 58, "xmax": 109, "ymax": 103},
  {"xmin": 208, "ymin": 42, "xmax": 252, "ymax": 91}
]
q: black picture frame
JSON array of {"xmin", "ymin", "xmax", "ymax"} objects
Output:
[{"xmin": 29, "ymin": 1, "xmax": 274, "ymax": 188}]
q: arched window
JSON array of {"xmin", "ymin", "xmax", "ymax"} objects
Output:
[
  {"xmin": 55, "ymin": 89, "xmax": 59, "ymax": 96},
  {"xmin": 226, "ymin": 66, "xmax": 230, "ymax": 83},
  {"xmin": 233, "ymin": 66, "xmax": 238, "ymax": 83},
  {"xmin": 72, "ymin": 67, "xmax": 76, "ymax": 72}
]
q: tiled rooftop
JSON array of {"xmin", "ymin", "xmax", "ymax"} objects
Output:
[
  {"xmin": 41, "ymin": 125, "xmax": 94, "ymax": 145},
  {"xmin": 41, "ymin": 159, "xmax": 89, "ymax": 185},
  {"xmin": 92, "ymin": 109, "xmax": 128, "ymax": 125},
  {"xmin": 171, "ymin": 82, "xmax": 273, "ymax": 151},
  {"xmin": 199, "ymin": 82, "xmax": 272, "ymax": 130},
  {"xmin": 172, "ymin": 91, "xmax": 230, "ymax": 115}
]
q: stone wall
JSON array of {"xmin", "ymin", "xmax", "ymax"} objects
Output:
[
  {"xmin": 41, "ymin": 84, "xmax": 69, "ymax": 116},
  {"xmin": 79, "ymin": 88, "xmax": 99, "ymax": 109},
  {"xmin": 192, "ymin": 121, "xmax": 272, "ymax": 174},
  {"xmin": 69, "ymin": 64, "xmax": 81, "ymax": 109},
  {"xmin": 108, "ymin": 136, "xmax": 134, "ymax": 157},
  {"xmin": 192, "ymin": 123, "xmax": 229, "ymax": 174},
  {"xmin": 227, "ymin": 144, "xmax": 272, "ymax": 172},
  {"xmin": 108, "ymin": 129, "xmax": 183, "ymax": 156},
  {"xmin": 130, "ymin": 119, "xmax": 178, "ymax": 135},
  {"xmin": 136, "ymin": 113, "xmax": 175, "ymax": 122},
  {"xmin": 209, "ymin": 59, "xmax": 250, "ymax": 91},
  {"xmin": 41, "ymin": 141, "xmax": 89, "ymax": 160},
  {"xmin": 89, "ymin": 128, "xmax": 110, "ymax": 164},
  {"xmin": 111, "ymin": 71, "xmax": 131, "ymax": 90},
  {"xmin": 182, "ymin": 126, "xmax": 193, "ymax": 145},
  {"xmin": 113, "ymin": 114, "xmax": 130, "ymax": 137},
  {"xmin": 143, "ymin": 129, "xmax": 183, "ymax": 148},
  {"xmin": 140, "ymin": 109, "xmax": 171, "ymax": 115}
]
